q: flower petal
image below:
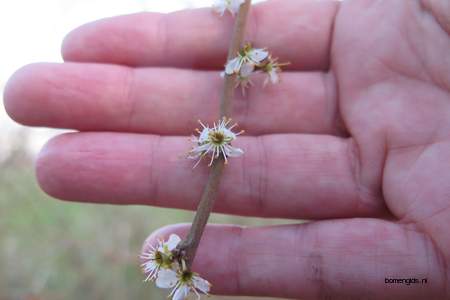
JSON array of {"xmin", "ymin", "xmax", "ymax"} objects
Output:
[
  {"xmin": 156, "ymin": 269, "xmax": 178, "ymax": 289},
  {"xmin": 223, "ymin": 128, "xmax": 237, "ymax": 140},
  {"xmin": 193, "ymin": 276, "xmax": 211, "ymax": 294},
  {"xmin": 198, "ymin": 127, "xmax": 210, "ymax": 143},
  {"xmin": 248, "ymin": 48, "xmax": 269, "ymax": 63},
  {"xmin": 166, "ymin": 234, "xmax": 181, "ymax": 251},
  {"xmin": 225, "ymin": 57, "xmax": 243, "ymax": 75},
  {"xmin": 142, "ymin": 260, "xmax": 157, "ymax": 270},
  {"xmin": 230, "ymin": 0, "xmax": 245, "ymax": 14},
  {"xmin": 270, "ymin": 69, "xmax": 280, "ymax": 84},
  {"xmin": 187, "ymin": 151, "xmax": 202, "ymax": 160},
  {"xmin": 226, "ymin": 146, "xmax": 244, "ymax": 157},
  {"xmin": 239, "ymin": 62, "xmax": 255, "ymax": 77},
  {"xmin": 212, "ymin": 0, "xmax": 227, "ymax": 16},
  {"xmin": 173, "ymin": 285, "xmax": 190, "ymax": 300}
]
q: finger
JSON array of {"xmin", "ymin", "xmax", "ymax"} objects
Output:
[
  {"xmin": 4, "ymin": 63, "xmax": 344, "ymax": 136},
  {"xmin": 142, "ymin": 222, "xmax": 446, "ymax": 299},
  {"xmin": 36, "ymin": 132, "xmax": 386, "ymax": 219},
  {"xmin": 62, "ymin": 0, "xmax": 339, "ymax": 70}
]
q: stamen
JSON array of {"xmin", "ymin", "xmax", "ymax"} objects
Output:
[
  {"xmin": 228, "ymin": 123, "xmax": 238, "ymax": 130},
  {"xmin": 193, "ymin": 157, "xmax": 203, "ymax": 169},
  {"xmin": 277, "ymin": 61, "xmax": 291, "ymax": 67},
  {"xmin": 221, "ymin": 147, "xmax": 228, "ymax": 164},
  {"xmin": 208, "ymin": 149, "xmax": 216, "ymax": 166},
  {"xmin": 223, "ymin": 117, "xmax": 232, "ymax": 126}
]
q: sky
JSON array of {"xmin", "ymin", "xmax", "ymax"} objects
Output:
[{"xmin": 0, "ymin": 0, "xmax": 265, "ymax": 161}]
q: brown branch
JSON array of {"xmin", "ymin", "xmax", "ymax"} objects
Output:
[
  {"xmin": 178, "ymin": 0, "xmax": 252, "ymax": 269},
  {"xmin": 220, "ymin": 0, "xmax": 252, "ymax": 117}
]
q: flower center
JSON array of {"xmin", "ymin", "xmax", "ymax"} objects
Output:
[
  {"xmin": 154, "ymin": 251, "xmax": 163, "ymax": 265},
  {"xmin": 264, "ymin": 62, "xmax": 273, "ymax": 72},
  {"xmin": 154, "ymin": 250, "xmax": 175, "ymax": 268},
  {"xmin": 179, "ymin": 270, "xmax": 194, "ymax": 283},
  {"xmin": 209, "ymin": 131, "xmax": 225, "ymax": 145}
]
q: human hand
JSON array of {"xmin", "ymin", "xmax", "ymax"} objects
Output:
[{"xmin": 4, "ymin": 0, "xmax": 450, "ymax": 299}]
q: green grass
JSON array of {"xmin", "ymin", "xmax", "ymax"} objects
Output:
[{"xmin": 0, "ymin": 161, "xmax": 286, "ymax": 300}]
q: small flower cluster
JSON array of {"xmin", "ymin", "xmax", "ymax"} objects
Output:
[
  {"xmin": 213, "ymin": 0, "xmax": 245, "ymax": 16},
  {"xmin": 141, "ymin": 234, "xmax": 211, "ymax": 300},
  {"xmin": 223, "ymin": 43, "xmax": 289, "ymax": 94},
  {"xmin": 188, "ymin": 117, "xmax": 244, "ymax": 168}
]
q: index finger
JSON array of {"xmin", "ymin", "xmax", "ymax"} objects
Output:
[{"xmin": 62, "ymin": 0, "xmax": 339, "ymax": 70}]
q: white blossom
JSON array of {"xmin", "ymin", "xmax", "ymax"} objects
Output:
[
  {"xmin": 222, "ymin": 44, "xmax": 289, "ymax": 92},
  {"xmin": 213, "ymin": 0, "xmax": 245, "ymax": 16},
  {"xmin": 140, "ymin": 234, "xmax": 181, "ymax": 281},
  {"xmin": 222, "ymin": 44, "xmax": 269, "ymax": 94},
  {"xmin": 262, "ymin": 57, "xmax": 289, "ymax": 86},
  {"xmin": 224, "ymin": 45, "xmax": 269, "ymax": 76},
  {"xmin": 156, "ymin": 269, "xmax": 211, "ymax": 300},
  {"xmin": 188, "ymin": 118, "xmax": 244, "ymax": 167},
  {"xmin": 264, "ymin": 64, "xmax": 280, "ymax": 86}
]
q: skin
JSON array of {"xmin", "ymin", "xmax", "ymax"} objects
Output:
[{"xmin": 3, "ymin": 0, "xmax": 450, "ymax": 299}]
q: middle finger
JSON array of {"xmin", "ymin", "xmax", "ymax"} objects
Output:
[{"xmin": 5, "ymin": 62, "xmax": 343, "ymax": 136}]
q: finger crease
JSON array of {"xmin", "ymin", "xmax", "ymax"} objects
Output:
[{"xmin": 124, "ymin": 68, "xmax": 137, "ymax": 130}]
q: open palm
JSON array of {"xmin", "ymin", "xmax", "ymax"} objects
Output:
[{"xmin": 4, "ymin": 0, "xmax": 450, "ymax": 299}]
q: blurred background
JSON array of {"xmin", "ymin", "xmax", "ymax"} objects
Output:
[{"xmin": 0, "ymin": 0, "xmax": 288, "ymax": 299}]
